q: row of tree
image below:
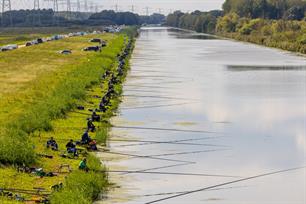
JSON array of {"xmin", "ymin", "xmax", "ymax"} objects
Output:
[
  {"xmin": 222, "ymin": 0, "xmax": 306, "ymax": 20},
  {"xmin": 165, "ymin": 0, "xmax": 306, "ymax": 53},
  {"xmin": 0, "ymin": 9, "xmax": 165, "ymax": 27}
]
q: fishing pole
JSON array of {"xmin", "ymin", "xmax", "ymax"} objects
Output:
[
  {"xmin": 121, "ymin": 102, "xmax": 198, "ymax": 110},
  {"xmin": 123, "ymin": 94, "xmax": 199, "ymax": 101},
  {"xmin": 144, "ymin": 166, "xmax": 306, "ymax": 204},
  {"xmin": 136, "ymin": 185, "xmax": 249, "ymax": 197},
  {"xmin": 121, "ymin": 162, "xmax": 194, "ymax": 174},
  {"xmin": 103, "ymin": 150, "xmax": 194, "ymax": 164},
  {"xmin": 129, "ymin": 75, "xmax": 190, "ymax": 79},
  {"xmin": 105, "ymin": 186, "xmax": 249, "ymax": 200},
  {"xmin": 111, "ymin": 125, "xmax": 220, "ymax": 134},
  {"xmin": 101, "ymin": 170, "xmax": 240, "ymax": 178},
  {"xmin": 110, "ymin": 136, "xmax": 222, "ymax": 147},
  {"xmin": 141, "ymin": 149, "xmax": 229, "ymax": 157},
  {"xmin": 124, "ymin": 85, "xmax": 174, "ymax": 89}
]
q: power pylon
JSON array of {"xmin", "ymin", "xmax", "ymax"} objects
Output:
[
  {"xmin": 84, "ymin": 0, "xmax": 88, "ymax": 12},
  {"xmin": 1, "ymin": 0, "xmax": 13, "ymax": 26},
  {"xmin": 33, "ymin": 0, "xmax": 41, "ymax": 25},
  {"xmin": 66, "ymin": 0, "xmax": 71, "ymax": 13},
  {"xmin": 34, "ymin": 0, "xmax": 40, "ymax": 9},
  {"xmin": 76, "ymin": 0, "xmax": 80, "ymax": 12},
  {"xmin": 144, "ymin": 6, "xmax": 150, "ymax": 16}
]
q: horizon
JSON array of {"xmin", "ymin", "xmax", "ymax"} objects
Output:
[{"xmin": 10, "ymin": 0, "xmax": 225, "ymax": 15}]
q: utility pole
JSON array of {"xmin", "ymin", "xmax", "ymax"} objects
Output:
[
  {"xmin": 131, "ymin": 5, "xmax": 134, "ymax": 13},
  {"xmin": 145, "ymin": 6, "xmax": 149, "ymax": 16},
  {"xmin": 76, "ymin": 0, "xmax": 80, "ymax": 12},
  {"xmin": 114, "ymin": 4, "xmax": 118, "ymax": 12},
  {"xmin": 1, "ymin": 0, "xmax": 12, "ymax": 26},
  {"xmin": 67, "ymin": 0, "xmax": 71, "ymax": 12},
  {"xmin": 89, "ymin": 1, "xmax": 94, "ymax": 13},
  {"xmin": 84, "ymin": 0, "xmax": 88, "ymax": 12},
  {"xmin": 33, "ymin": 0, "xmax": 41, "ymax": 25},
  {"xmin": 43, "ymin": 0, "xmax": 58, "ymax": 24},
  {"xmin": 158, "ymin": 8, "xmax": 162, "ymax": 14}
]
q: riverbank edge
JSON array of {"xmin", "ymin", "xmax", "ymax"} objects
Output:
[
  {"xmin": 165, "ymin": 26, "xmax": 306, "ymax": 57},
  {"xmin": 49, "ymin": 33, "xmax": 137, "ymax": 203},
  {"xmin": 0, "ymin": 30, "xmax": 136, "ymax": 204}
]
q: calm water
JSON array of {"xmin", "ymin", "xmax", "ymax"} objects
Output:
[{"xmin": 101, "ymin": 27, "xmax": 306, "ymax": 204}]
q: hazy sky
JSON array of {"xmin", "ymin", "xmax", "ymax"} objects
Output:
[{"xmin": 11, "ymin": 0, "xmax": 225, "ymax": 15}]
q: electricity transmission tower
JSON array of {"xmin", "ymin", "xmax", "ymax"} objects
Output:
[
  {"xmin": 76, "ymin": 0, "xmax": 80, "ymax": 12},
  {"xmin": 1, "ymin": 0, "xmax": 12, "ymax": 26},
  {"xmin": 33, "ymin": 0, "xmax": 41, "ymax": 25},
  {"xmin": 84, "ymin": 0, "xmax": 88, "ymax": 12},
  {"xmin": 144, "ymin": 6, "xmax": 150, "ymax": 16},
  {"xmin": 44, "ymin": 0, "xmax": 58, "ymax": 25}
]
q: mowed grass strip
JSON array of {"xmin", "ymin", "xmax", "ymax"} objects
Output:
[{"xmin": 0, "ymin": 32, "xmax": 128, "ymax": 203}]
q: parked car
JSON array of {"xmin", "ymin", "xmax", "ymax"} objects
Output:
[
  {"xmin": 83, "ymin": 46, "xmax": 101, "ymax": 52},
  {"xmin": 25, "ymin": 42, "xmax": 32, "ymax": 46},
  {"xmin": 0, "ymin": 44, "xmax": 18, "ymax": 51},
  {"xmin": 60, "ymin": 50, "xmax": 72, "ymax": 54}
]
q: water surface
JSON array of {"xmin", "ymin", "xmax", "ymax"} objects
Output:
[{"xmin": 103, "ymin": 27, "xmax": 306, "ymax": 204}]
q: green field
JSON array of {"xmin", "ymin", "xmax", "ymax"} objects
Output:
[{"xmin": 0, "ymin": 30, "xmax": 131, "ymax": 203}]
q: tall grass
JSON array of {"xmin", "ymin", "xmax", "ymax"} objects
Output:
[
  {"xmin": 49, "ymin": 154, "xmax": 108, "ymax": 204},
  {"xmin": 0, "ymin": 35, "xmax": 125, "ymax": 165}
]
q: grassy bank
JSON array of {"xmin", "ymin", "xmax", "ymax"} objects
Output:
[{"xmin": 0, "ymin": 29, "xmax": 134, "ymax": 203}]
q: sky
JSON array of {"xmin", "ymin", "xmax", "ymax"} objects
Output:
[{"xmin": 10, "ymin": 0, "xmax": 225, "ymax": 15}]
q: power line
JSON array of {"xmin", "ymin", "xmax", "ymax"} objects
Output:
[
  {"xmin": 33, "ymin": 0, "xmax": 41, "ymax": 25},
  {"xmin": 1, "ymin": 0, "xmax": 13, "ymax": 26}
]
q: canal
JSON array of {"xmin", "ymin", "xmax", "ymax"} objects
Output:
[{"xmin": 102, "ymin": 27, "xmax": 306, "ymax": 204}]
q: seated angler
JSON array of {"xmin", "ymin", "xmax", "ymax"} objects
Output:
[
  {"xmin": 87, "ymin": 118, "xmax": 96, "ymax": 132},
  {"xmin": 99, "ymin": 101, "xmax": 107, "ymax": 112},
  {"xmin": 88, "ymin": 139, "xmax": 98, "ymax": 151},
  {"xmin": 79, "ymin": 158, "xmax": 89, "ymax": 172},
  {"xmin": 81, "ymin": 130, "xmax": 91, "ymax": 144},
  {"xmin": 91, "ymin": 111, "xmax": 100, "ymax": 122},
  {"xmin": 66, "ymin": 139, "xmax": 77, "ymax": 156},
  {"xmin": 46, "ymin": 137, "xmax": 58, "ymax": 151}
]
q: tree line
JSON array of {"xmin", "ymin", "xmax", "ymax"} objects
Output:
[
  {"xmin": 0, "ymin": 9, "xmax": 165, "ymax": 27},
  {"xmin": 165, "ymin": 0, "xmax": 306, "ymax": 53}
]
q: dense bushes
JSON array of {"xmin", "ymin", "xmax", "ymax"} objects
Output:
[
  {"xmin": 166, "ymin": 0, "xmax": 305, "ymax": 54},
  {"xmin": 216, "ymin": 14, "xmax": 306, "ymax": 53}
]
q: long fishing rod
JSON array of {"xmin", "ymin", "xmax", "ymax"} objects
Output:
[
  {"xmin": 111, "ymin": 125, "xmax": 220, "ymax": 134},
  {"xmin": 110, "ymin": 136, "xmax": 222, "ymax": 147},
  {"xmin": 142, "ymin": 149, "xmax": 228, "ymax": 157},
  {"xmin": 106, "ymin": 185, "xmax": 249, "ymax": 200},
  {"xmin": 144, "ymin": 166, "xmax": 306, "ymax": 204},
  {"xmin": 0, "ymin": 188, "xmax": 51, "ymax": 196},
  {"xmin": 129, "ymin": 75, "xmax": 190, "ymax": 79},
  {"xmin": 124, "ymin": 89, "xmax": 168, "ymax": 94},
  {"xmin": 121, "ymin": 162, "xmax": 194, "ymax": 175},
  {"xmin": 102, "ymin": 170, "xmax": 241, "ymax": 178},
  {"xmin": 121, "ymin": 102, "xmax": 198, "ymax": 110},
  {"xmin": 123, "ymin": 94, "xmax": 199, "ymax": 101},
  {"xmin": 137, "ymin": 185, "xmax": 249, "ymax": 197},
  {"xmin": 103, "ymin": 150, "xmax": 193, "ymax": 164},
  {"xmin": 124, "ymin": 85, "xmax": 174, "ymax": 89}
]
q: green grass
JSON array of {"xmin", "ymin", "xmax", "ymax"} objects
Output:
[{"xmin": 0, "ymin": 29, "xmax": 134, "ymax": 203}]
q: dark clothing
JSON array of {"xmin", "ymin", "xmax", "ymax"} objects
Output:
[
  {"xmin": 47, "ymin": 139, "xmax": 58, "ymax": 151},
  {"xmin": 66, "ymin": 141, "xmax": 75, "ymax": 149},
  {"xmin": 66, "ymin": 141, "xmax": 77, "ymax": 156},
  {"xmin": 81, "ymin": 132, "xmax": 91, "ymax": 144},
  {"xmin": 92, "ymin": 112, "xmax": 100, "ymax": 122},
  {"xmin": 87, "ymin": 120, "xmax": 95, "ymax": 132}
]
